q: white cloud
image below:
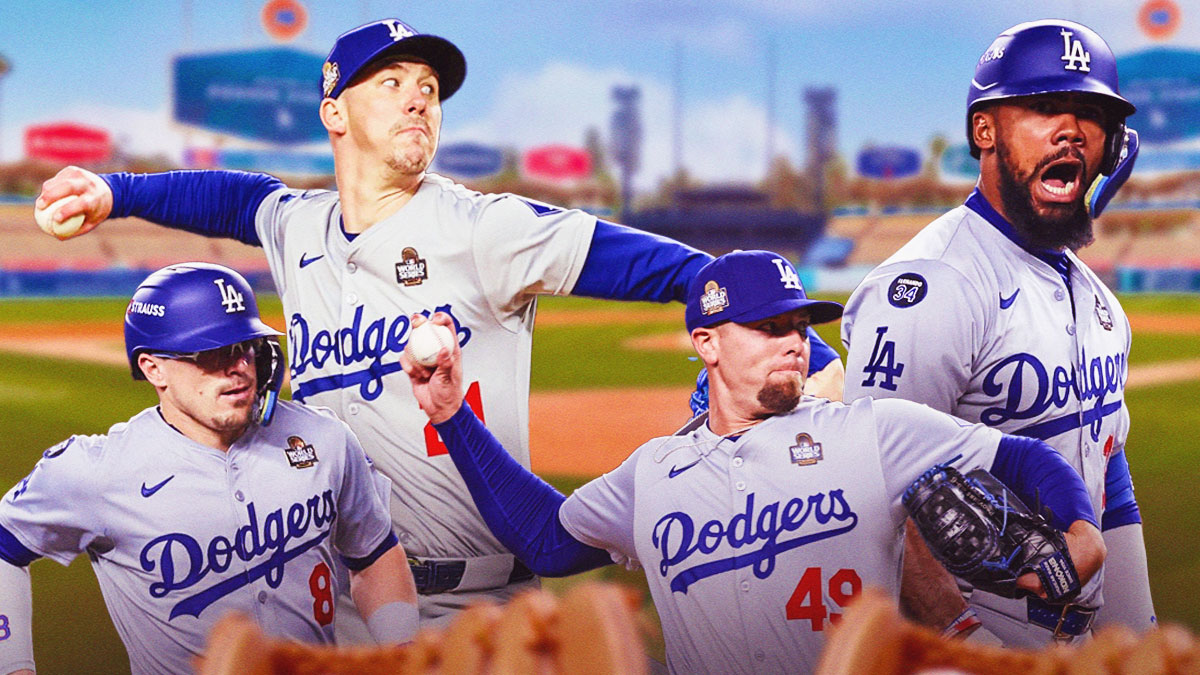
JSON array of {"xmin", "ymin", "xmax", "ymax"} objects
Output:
[{"xmin": 443, "ymin": 61, "xmax": 799, "ymax": 193}]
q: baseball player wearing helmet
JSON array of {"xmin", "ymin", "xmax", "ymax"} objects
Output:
[
  {"xmin": 402, "ymin": 250, "xmax": 1106, "ymax": 675},
  {"xmin": 841, "ymin": 19, "xmax": 1153, "ymax": 646},
  {"xmin": 33, "ymin": 17, "xmax": 844, "ymax": 627},
  {"xmin": 0, "ymin": 264, "xmax": 416, "ymax": 675}
]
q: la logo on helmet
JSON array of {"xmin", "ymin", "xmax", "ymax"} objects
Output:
[
  {"xmin": 1060, "ymin": 29, "xmax": 1091, "ymax": 72},
  {"xmin": 214, "ymin": 278, "xmax": 246, "ymax": 314},
  {"xmin": 772, "ymin": 258, "xmax": 803, "ymax": 291}
]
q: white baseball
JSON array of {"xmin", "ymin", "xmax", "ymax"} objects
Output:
[
  {"xmin": 406, "ymin": 321, "xmax": 456, "ymax": 367},
  {"xmin": 34, "ymin": 196, "xmax": 86, "ymax": 239}
]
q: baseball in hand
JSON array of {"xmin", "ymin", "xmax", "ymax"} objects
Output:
[
  {"xmin": 34, "ymin": 197, "xmax": 86, "ymax": 239},
  {"xmin": 406, "ymin": 320, "xmax": 456, "ymax": 367}
]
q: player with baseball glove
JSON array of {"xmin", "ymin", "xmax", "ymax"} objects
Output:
[{"xmin": 401, "ymin": 250, "xmax": 1104, "ymax": 674}]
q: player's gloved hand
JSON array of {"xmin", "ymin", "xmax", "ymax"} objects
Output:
[
  {"xmin": 689, "ymin": 368, "xmax": 709, "ymax": 417},
  {"xmin": 400, "ymin": 312, "xmax": 465, "ymax": 424},
  {"xmin": 1087, "ymin": 127, "xmax": 1139, "ymax": 219},
  {"xmin": 35, "ymin": 165, "xmax": 113, "ymax": 237},
  {"xmin": 903, "ymin": 465, "xmax": 1089, "ymax": 604}
]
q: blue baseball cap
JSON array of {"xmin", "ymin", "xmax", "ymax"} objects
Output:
[
  {"xmin": 321, "ymin": 19, "xmax": 466, "ymax": 101},
  {"xmin": 685, "ymin": 250, "xmax": 843, "ymax": 332}
]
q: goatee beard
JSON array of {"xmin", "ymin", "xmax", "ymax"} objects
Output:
[
  {"xmin": 756, "ymin": 375, "xmax": 802, "ymax": 416},
  {"xmin": 995, "ymin": 141, "xmax": 1095, "ymax": 251}
]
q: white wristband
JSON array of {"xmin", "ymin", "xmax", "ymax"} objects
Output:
[{"xmin": 365, "ymin": 601, "xmax": 420, "ymax": 645}]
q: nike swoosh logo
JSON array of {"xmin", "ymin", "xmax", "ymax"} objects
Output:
[
  {"xmin": 141, "ymin": 475, "xmax": 175, "ymax": 498},
  {"xmin": 299, "ymin": 253, "xmax": 325, "ymax": 268},
  {"xmin": 1000, "ymin": 289, "xmax": 1020, "ymax": 310},
  {"xmin": 668, "ymin": 458, "xmax": 702, "ymax": 478},
  {"xmin": 971, "ymin": 78, "xmax": 999, "ymax": 91}
]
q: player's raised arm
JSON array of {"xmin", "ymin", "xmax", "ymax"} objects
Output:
[
  {"xmin": 400, "ymin": 313, "xmax": 613, "ymax": 577},
  {"xmin": 34, "ymin": 165, "xmax": 284, "ymax": 245},
  {"xmin": 33, "ymin": 165, "xmax": 113, "ymax": 238}
]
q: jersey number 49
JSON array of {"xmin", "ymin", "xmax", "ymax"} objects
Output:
[{"xmin": 786, "ymin": 566, "xmax": 862, "ymax": 631}]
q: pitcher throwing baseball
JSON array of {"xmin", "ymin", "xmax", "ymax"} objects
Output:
[{"xmin": 34, "ymin": 17, "xmax": 843, "ymax": 628}]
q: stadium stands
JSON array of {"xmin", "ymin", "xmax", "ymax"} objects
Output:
[{"xmin": 1, "ymin": 201, "xmax": 1198, "ymax": 294}]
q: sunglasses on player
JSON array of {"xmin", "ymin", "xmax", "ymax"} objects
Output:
[{"xmin": 150, "ymin": 338, "xmax": 267, "ymax": 372}]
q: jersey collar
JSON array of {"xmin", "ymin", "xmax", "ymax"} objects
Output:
[{"xmin": 964, "ymin": 188, "xmax": 1073, "ymax": 287}]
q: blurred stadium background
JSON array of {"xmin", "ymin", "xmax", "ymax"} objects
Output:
[{"xmin": 1, "ymin": 0, "xmax": 1200, "ymax": 671}]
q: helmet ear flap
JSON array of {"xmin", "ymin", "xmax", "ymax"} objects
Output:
[
  {"xmin": 1100, "ymin": 122, "xmax": 1126, "ymax": 176},
  {"xmin": 255, "ymin": 338, "xmax": 286, "ymax": 426}
]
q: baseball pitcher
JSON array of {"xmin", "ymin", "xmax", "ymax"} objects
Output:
[{"xmin": 33, "ymin": 18, "xmax": 843, "ymax": 627}]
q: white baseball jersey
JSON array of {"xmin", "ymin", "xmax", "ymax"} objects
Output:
[
  {"xmin": 254, "ymin": 173, "xmax": 595, "ymax": 559},
  {"xmin": 559, "ymin": 396, "xmax": 1001, "ymax": 675},
  {"xmin": 0, "ymin": 401, "xmax": 394, "ymax": 675},
  {"xmin": 840, "ymin": 196, "xmax": 1130, "ymax": 610}
]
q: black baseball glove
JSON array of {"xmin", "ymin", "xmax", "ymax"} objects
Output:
[{"xmin": 902, "ymin": 464, "xmax": 1081, "ymax": 603}]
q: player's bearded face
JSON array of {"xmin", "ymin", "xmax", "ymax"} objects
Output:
[
  {"xmin": 995, "ymin": 138, "xmax": 1094, "ymax": 251},
  {"xmin": 715, "ymin": 312, "xmax": 809, "ymax": 418},
  {"xmin": 990, "ymin": 97, "xmax": 1108, "ymax": 251}
]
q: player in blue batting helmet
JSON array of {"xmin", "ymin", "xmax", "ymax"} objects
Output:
[
  {"xmin": 124, "ymin": 262, "xmax": 285, "ymax": 424},
  {"xmin": 966, "ymin": 19, "xmax": 1139, "ymax": 218}
]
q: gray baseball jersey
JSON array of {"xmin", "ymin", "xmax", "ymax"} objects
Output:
[
  {"xmin": 840, "ymin": 197, "xmax": 1129, "ymax": 610},
  {"xmin": 558, "ymin": 396, "xmax": 1001, "ymax": 675},
  {"xmin": 0, "ymin": 400, "xmax": 393, "ymax": 675},
  {"xmin": 254, "ymin": 173, "xmax": 595, "ymax": 559}
]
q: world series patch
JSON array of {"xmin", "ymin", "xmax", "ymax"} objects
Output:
[
  {"xmin": 1094, "ymin": 296, "xmax": 1113, "ymax": 331},
  {"xmin": 395, "ymin": 247, "xmax": 428, "ymax": 286},
  {"xmin": 789, "ymin": 433, "xmax": 823, "ymax": 466},
  {"xmin": 887, "ymin": 273, "xmax": 927, "ymax": 308},
  {"xmin": 285, "ymin": 436, "xmax": 318, "ymax": 469},
  {"xmin": 700, "ymin": 280, "xmax": 729, "ymax": 316}
]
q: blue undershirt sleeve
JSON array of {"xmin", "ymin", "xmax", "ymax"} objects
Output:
[
  {"xmin": 0, "ymin": 526, "xmax": 40, "ymax": 567},
  {"xmin": 101, "ymin": 170, "xmax": 285, "ymax": 246},
  {"xmin": 572, "ymin": 220, "xmax": 712, "ymax": 303},
  {"xmin": 433, "ymin": 405, "xmax": 613, "ymax": 576},
  {"xmin": 339, "ymin": 531, "xmax": 399, "ymax": 572},
  {"xmin": 1101, "ymin": 448, "xmax": 1141, "ymax": 530},
  {"xmin": 989, "ymin": 435, "xmax": 1097, "ymax": 531}
]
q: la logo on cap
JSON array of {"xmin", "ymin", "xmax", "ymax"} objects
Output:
[{"xmin": 700, "ymin": 280, "xmax": 729, "ymax": 316}]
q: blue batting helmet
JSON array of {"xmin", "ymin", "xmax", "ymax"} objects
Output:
[
  {"xmin": 966, "ymin": 19, "xmax": 1136, "ymax": 173},
  {"xmin": 125, "ymin": 263, "xmax": 285, "ymax": 422}
]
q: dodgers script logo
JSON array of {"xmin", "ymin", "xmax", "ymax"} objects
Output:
[
  {"xmin": 288, "ymin": 304, "xmax": 471, "ymax": 402},
  {"xmin": 139, "ymin": 490, "xmax": 337, "ymax": 619},
  {"xmin": 653, "ymin": 491, "xmax": 858, "ymax": 594},
  {"xmin": 981, "ymin": 347, "xmax": 1124, "ymax": 441}
]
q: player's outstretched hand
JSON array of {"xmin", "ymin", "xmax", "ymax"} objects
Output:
[
  {"xmin": 1015, "ymin": 519, "xmax": 1106, "ymax": 599},
  {"xmin": 400, "ymin": 312, "xmax": 464, "ymax": 424},
  {"xmin": 35, "ymin": 165, "xmax": 113, "ymax": 237}
]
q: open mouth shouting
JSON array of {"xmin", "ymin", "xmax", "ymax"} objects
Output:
[{"xmin": 1036, "ymin": 156, "xmax": 1084, "ymax": 204}]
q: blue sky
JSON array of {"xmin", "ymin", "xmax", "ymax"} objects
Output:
[{"xmin": 1, "ymin": 0, "xmax": 1197, "ymax": 190}]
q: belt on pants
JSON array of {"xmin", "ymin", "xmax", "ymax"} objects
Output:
[
  {"xmin": 1026, "ymin": 596, "xmax": 1097, "ymax": 639},
  {"xmin": 408, "ymin": 553, "xmax": 535, "ymax": 595}
]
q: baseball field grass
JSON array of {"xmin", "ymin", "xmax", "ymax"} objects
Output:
[{"xmin": 0, "ymin": 293, "xmax": 1198, "ymax": 672}]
